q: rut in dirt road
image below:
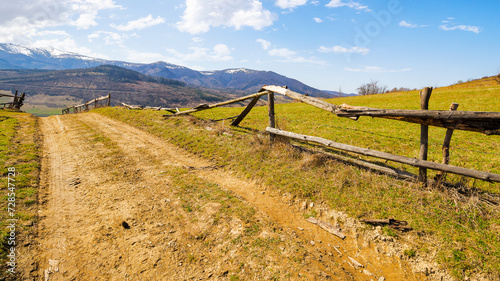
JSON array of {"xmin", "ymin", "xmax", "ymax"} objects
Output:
[{"xmin": 35, "ymin": 113, "xmax": 426, "ymax": 280}]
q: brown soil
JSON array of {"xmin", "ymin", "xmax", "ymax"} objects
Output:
[{"xmin": 30, "ymin": 113, "xmax": 431, "ymax": 280}]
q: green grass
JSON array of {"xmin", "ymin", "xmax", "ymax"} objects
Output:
[
  {"xmin": 24, "ymin": 106, "xmax": 63, "ymax": 117},
  {"xmin": 0, "ymin": 109, "xmax": 41, "ymax": 278},
  {"xmin": 94, "ymin": 80, "xmax": 500, "ymax": 279}
]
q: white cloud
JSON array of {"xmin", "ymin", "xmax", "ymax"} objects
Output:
[
  {"xmin": 72, "ymin": 13, "xmax": 98, "ymax": 29},
  {"xmin": 88, "ymin": 33, "xmax": 100, "ymax": 42},
  {"xmin": 256, "ymin": 38, "xmax": 272, "ymax": 50},
  {"xmin": 399, "ymin": 20, "xmax": 428, "ymax": 28},
  {"xmin": 31, "ymin": 38, "xmax": 109, "ymax": 59},
  {"xmin": 318, "ymin": 45, "xmax": 369, "ymax": 55},
  {"xmin": 192, "ymin": 37, "xmax": 204, "ymax": 43},
  {"xmin": 326, "ymin": 0, "xmax": 370, "ymax": 11},
  {"xmin": 0, "ymin": 0, "xmax": 120, "ymax": 42},
  {"xmin": 345, "ymin": 66, "xmax": 411, "ymax": 73},
  {"xmin": 439, "ymin": 24, "xmax": 480, "ymax": 34},
  {"xmin": 399, "ymin": 20, "xmax": 416, "ymax": 28},
  {"xmin": 275, "ymin": 0, "xmax": 308, "ymax": 9},
  {"xmin": 166, "ymin": 44, "xmax": 234, "ymax": 62},
  {"xmin": 268, "ymin": 47, "xmax": 326, "ymax": 65},
  {"xmin": 177, "ymin": 0, "xmax": 277, "ymax": 34},
  {"xmin": 313, "ymin": 17, "xmax": 323, "ymax": 23},
  {"xmin": 125, "ymin": 49, "xmax": 169, "ymax": 63},
  {"xmin": 269, "ymin": 48, "xmax": 296, "ymax": 57},
  {"xmin": 111, "ymin": 14, "xmax": 166, "ymax": 31}
]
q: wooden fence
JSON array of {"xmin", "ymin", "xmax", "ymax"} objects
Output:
[
  {"xmin": 62, "ymin": 94, "xmax": 111, "ymax": 114},
  {"xmin": 166, "ymin": 85, "xmax": 500, "ymax": 184},
  {"xmin": 0, "ymin": 91, "xmax": 25, "ymax": 110}
]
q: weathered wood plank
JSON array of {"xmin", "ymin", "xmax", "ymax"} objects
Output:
[
  {"xmin": 168, "ymin": 91, "xmax": 270, "ymax": 116},
  {"xmin": 261, "ymin": 85, "xmax": 500, "ymax": 135},
  {"xmin": 262, "ymin": 85, "xmax": 339, "ymax": 112},
  {"xmin": 306, "ymin": 217, "xmax": 346, "ymax": 239},
  {"xmin": 266, "ymin": 127, "xmax": 500, "ymax": 182},
  {"xmin": 121, "ymin": 103, "xmax": 143, "ymax": 110},
  {"xmin": 231, "ymin": 96, "xmax": 261, "ymax": 126}
]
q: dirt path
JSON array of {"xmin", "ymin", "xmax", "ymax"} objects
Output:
[{"xmin": 35, "ymin": 113, "xmax": 428, "ymax": 280}]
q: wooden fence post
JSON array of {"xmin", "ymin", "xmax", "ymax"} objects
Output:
[
  {"xmin": 436, "ymin": 103, "xmax": 459, "ymax": 181},
  {"xmin": 268, "ymin": 92, "xmax": 276, "ymax": 143},
  {"xmin": 107, "ymin": 94, "xmax": 111, "ymax": 107},
  {"xmin": 442, "ymin": 103, "xmax": 459, "ymax": 164},
  {"xmin": 418, "ymin": 87, "xmax": 433, "ymax": 184}
]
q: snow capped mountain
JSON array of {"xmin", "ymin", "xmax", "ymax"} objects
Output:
[{"xmin": 0, "ymin": 43, "xmax": 335, "ymax": 97}]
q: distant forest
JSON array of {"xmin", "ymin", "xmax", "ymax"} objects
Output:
[{"xmin": 93, "ymin": 65, "xmax": 186, "ymax": 86}]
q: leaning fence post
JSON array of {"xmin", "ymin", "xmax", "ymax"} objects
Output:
[
  {"xmin": 418, "ymin": 87, "xmax": 433, "ymax": 185},
  {"xmin": 268, "ymin": 92, "xmax": 276, "ymax": 143},
  {"xmin": 436, "ymin": 103, "xmax": 459, "ymax": 181}
]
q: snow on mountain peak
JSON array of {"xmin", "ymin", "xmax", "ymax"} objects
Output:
[{"xmin": 224, "ymin": 68, "xmax": 252, "ymax": 74}]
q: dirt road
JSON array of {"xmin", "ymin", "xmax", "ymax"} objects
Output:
[{"xmin": 34, "ymin": 113, "xmax": 427, "ymax": 280}]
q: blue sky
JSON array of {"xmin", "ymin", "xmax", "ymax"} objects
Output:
[{"xmin": 0, "ymin": 0, "xmax": 499, "ymax": 93}]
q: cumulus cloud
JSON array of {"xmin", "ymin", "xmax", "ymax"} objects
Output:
[
  {"xmin": 313, "ymin": 17, "xmax": 323, "ymax": 23},
  {"xmin": 166, "ymin": 44, "xmax": 234, "ymax": 62},
  {"xmin": 177, "ymin": 0, "xmax": 277, "ymax": 34},
  {"xmin": 256, "ymin": 38, "xmax": 272, "ymax": 50},
  {"xmin": 275, "ymin": 0, "xmax": 308, "ymax": 9},
  {"xmin": 0, "ymin": 0, "xmax": 120, "ymax": 42},
  {"xmin": 325, "ymin": 0, "xmax": 370, "ymax": 11},
  {"xmin": 111, "ymin": 14, "xmax": 165, "ymax": 31},
  {"xmin": 345, "ymin": 66, "xmax": 411, "ymax": 73},
  {"xmin": 318, "ymin": 45, "xmax": 369, "ymax": 55}
]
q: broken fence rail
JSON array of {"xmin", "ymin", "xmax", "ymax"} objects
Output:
[
  {"xmin": 266, "ymin": 127, "xmax": 500, "ymax": 183},
  {"xmin": 261, "ymin": 85, "xmax": 500, "ymax": 135},
  {"xmin": 1, "ymin": 91, "xmax": 25, "ymax": 110},
  {"xmin": 62, "ymin": 94, "xmax": 111, "ymax": 114}
]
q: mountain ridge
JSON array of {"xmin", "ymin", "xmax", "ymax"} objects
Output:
[{"xmin": 0, "ymin": 43, "xmax": 343, "ymax": 98}]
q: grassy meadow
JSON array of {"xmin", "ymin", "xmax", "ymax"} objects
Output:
[
  {"xmin": 0, "ymin": 109, "xmax": 40, "ymax": 278},
  {"xmin": 95, "ymin": 76, "xmax": 500, "ymax": 279}
]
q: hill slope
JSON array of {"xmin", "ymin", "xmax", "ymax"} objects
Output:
[
  {"xmin": 92, "ymin": 78, "xmax": 500, "ymax": 280},
  {"xmin": 0, "ymin": 65, "xmax": 229, "ymax": 108},
  {"xmin": 0, "ymin": 43, "xmax": 337, "ymax": 97}
]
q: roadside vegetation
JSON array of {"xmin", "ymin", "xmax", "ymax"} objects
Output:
[
  {"xmin": 95, "ymin": 76, "xmax": 500, "ymax": 279},
  {"xmin": 0, "ymin": 109, "xmax": 40, "ymax": 279}
]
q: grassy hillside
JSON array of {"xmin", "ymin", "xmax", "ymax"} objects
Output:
[
  {"xmin": 0, "ymin": 65, "xmax": 230, "ymax": 114},
  {"xmin": 95, "ymin": 77, "xmax": 500, "ymax": 279},
  {"xmin": 0, "ymin": 109, "xmax": 40, "ymax": 279}
]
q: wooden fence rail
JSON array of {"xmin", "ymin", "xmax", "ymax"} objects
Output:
[
  {"xmin": 62, "ymin": 94, "xmax": 111, "ymax": 114},
  {"xmin": 260, "ymin": 85, "xmax": 500, "ymax": 135},
  {"xmin": 1, "ymin": 91, "xmax": 25, "ymax": 110},
  {"xmin": 266, "ymin": 127, "xmax": 500, "ymax": 183},
  {"xmin": 166, "ymin": 84, "xmax": 499, "ymax": 184}
]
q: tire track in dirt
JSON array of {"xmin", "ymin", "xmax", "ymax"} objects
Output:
[{"xmin": 36, "ymin": 113, "xmax": 427, "ymax": 280}]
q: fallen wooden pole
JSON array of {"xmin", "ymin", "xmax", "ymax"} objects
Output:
[
  {"xmin": 266, "ymin": 127, "xmax": 500, "ymax": 183},
  {"xmin": 121, "ymin": 103, "xmax": 143, "ymax": 110},
  {"xmin": 166, "ymin": 91, "xmax": 271, "ymax": 116},
  {"xmin": 231, "ymin": 96, "xmax": 262, "ymax": 126}
]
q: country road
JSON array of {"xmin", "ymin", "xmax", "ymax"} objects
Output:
[{"xmin": 33, "ymin": 113, "xmax": 426, "ymax": 280}]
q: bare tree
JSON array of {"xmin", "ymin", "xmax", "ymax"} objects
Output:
[{"xmin": 356, "ymin": 80, "xmax": 388, "ymax": 95}]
